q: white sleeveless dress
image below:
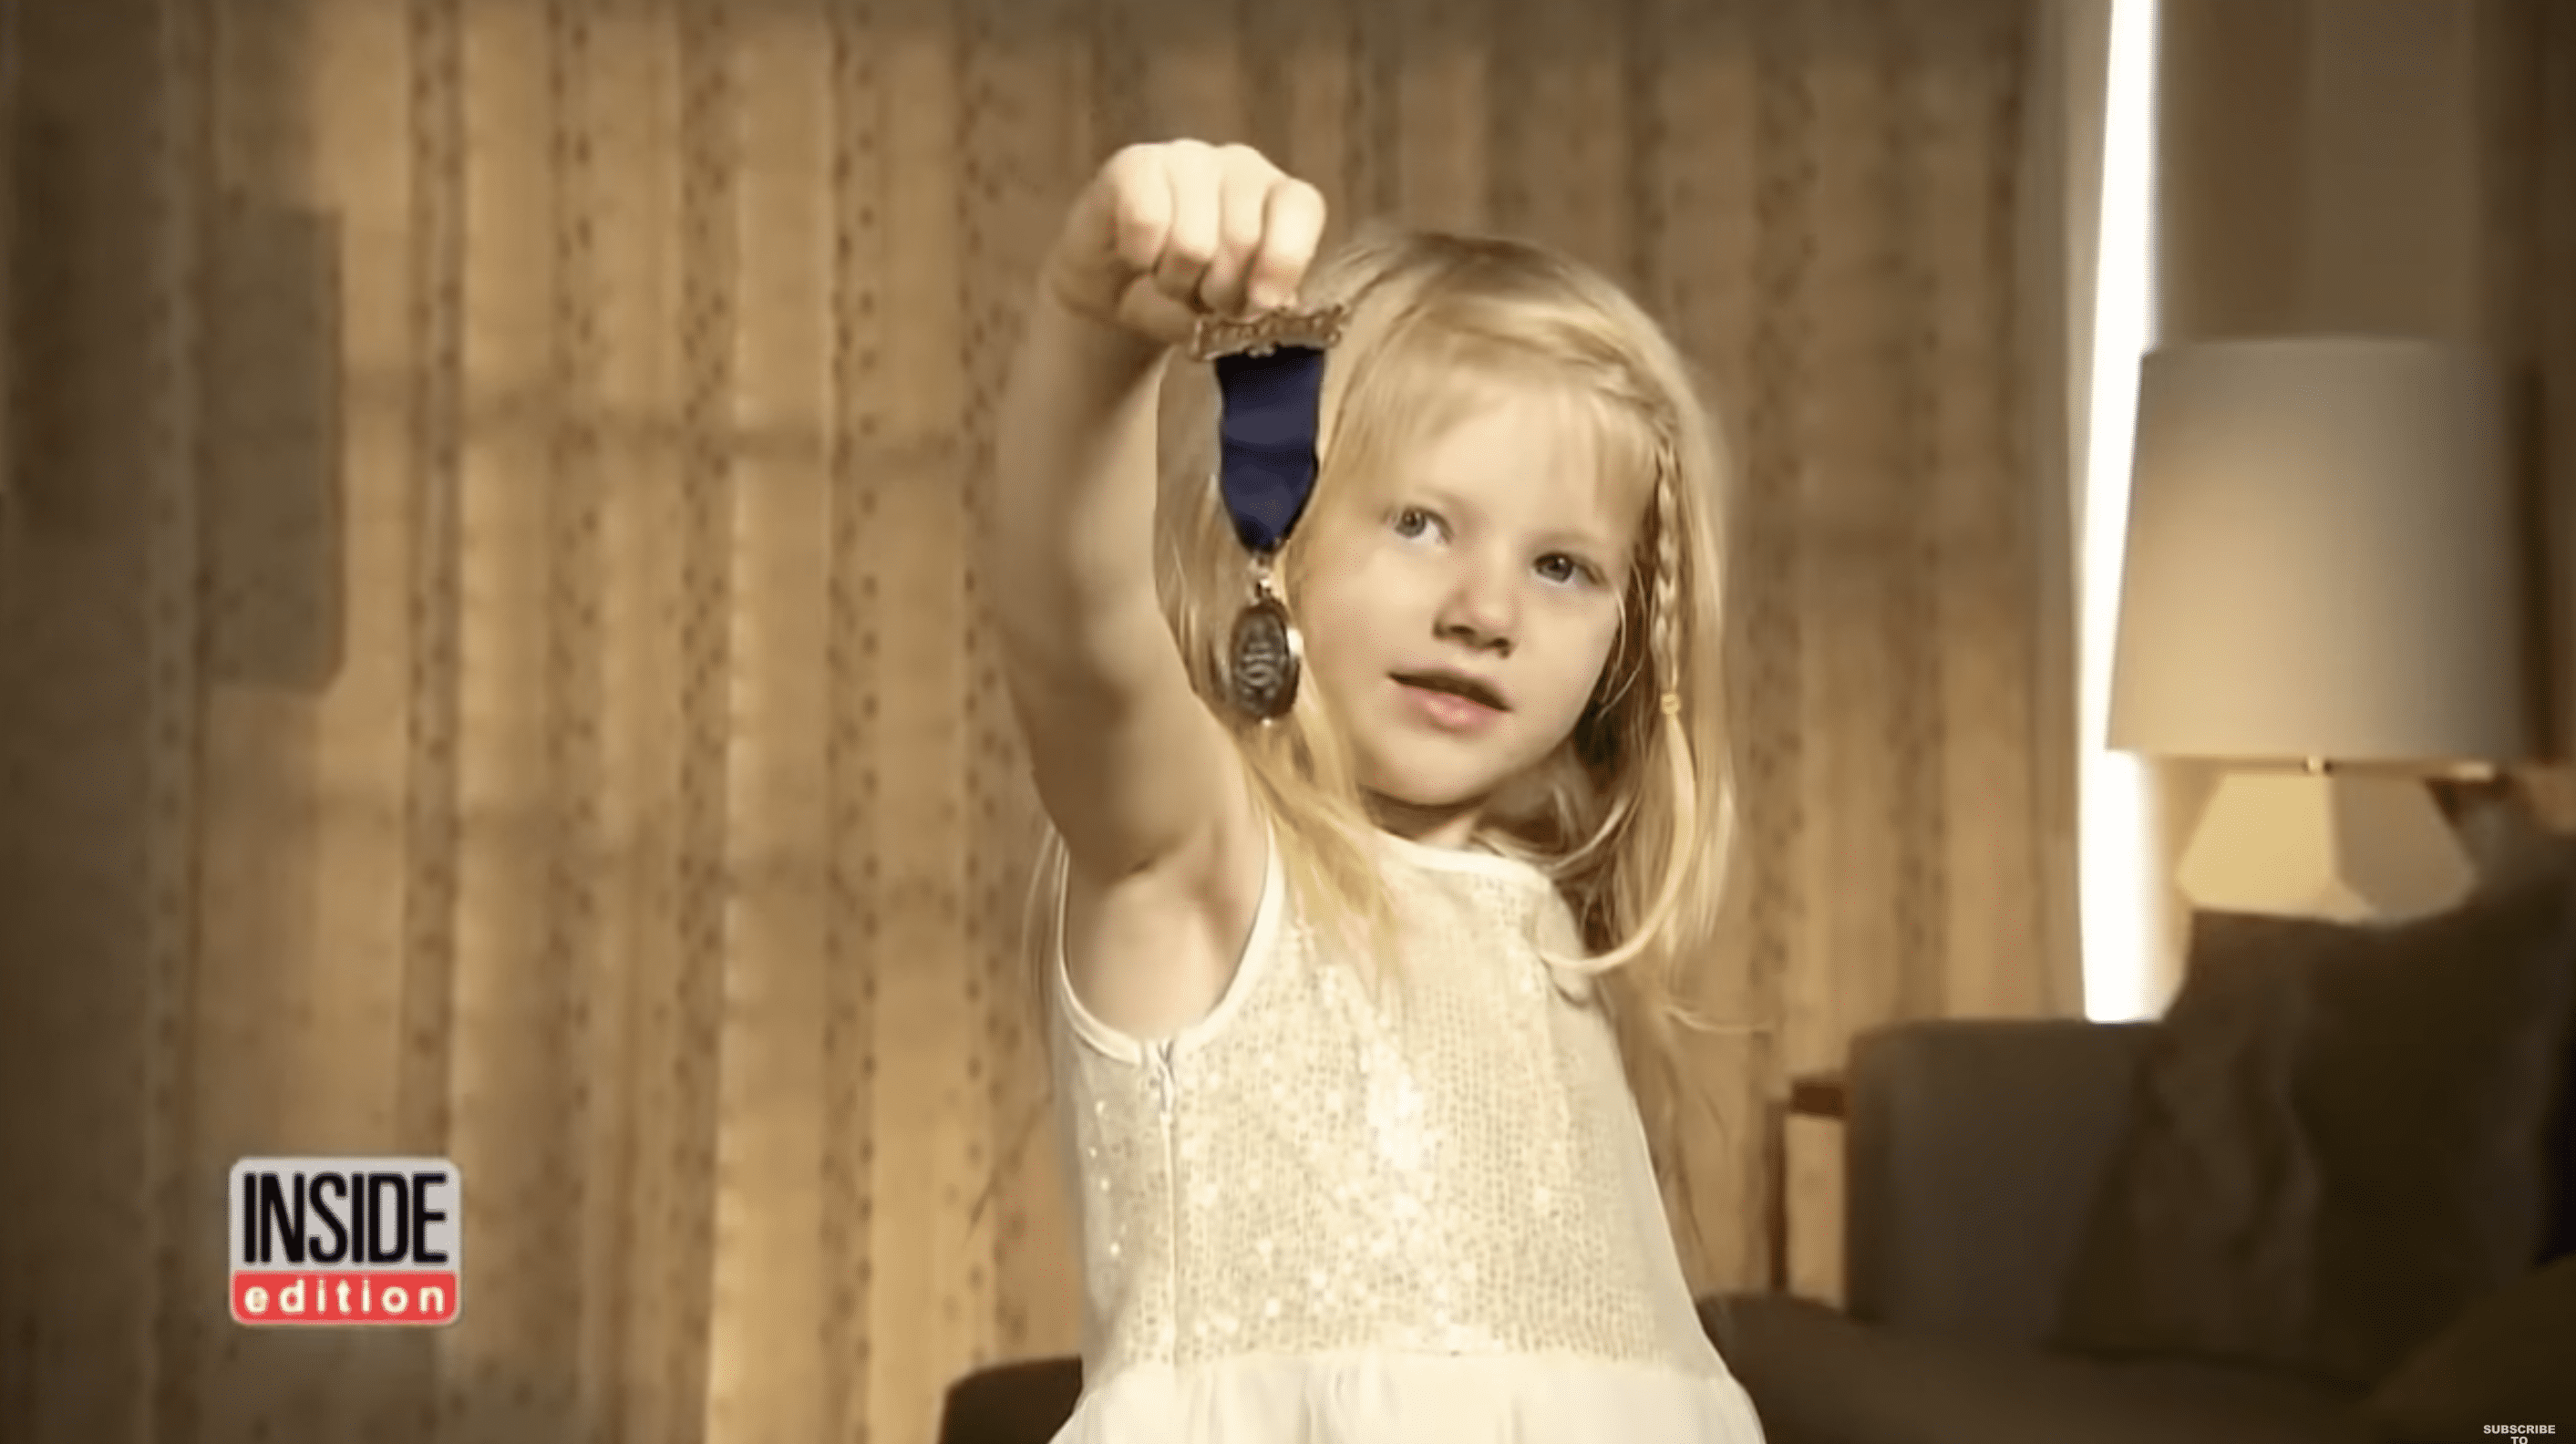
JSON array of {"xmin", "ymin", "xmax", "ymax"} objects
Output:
[{"xmin": 1043, "ymin": 819, "xmax": 1770, "ymax": 1442}]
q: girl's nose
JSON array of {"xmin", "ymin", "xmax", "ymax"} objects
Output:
[{"xmin": 1435, "ymin": 559, "xmax": 1518, "ymax": 654}]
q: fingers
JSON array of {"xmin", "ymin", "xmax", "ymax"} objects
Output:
[
  {"xmin": 1149, "ymin": 142, "xmax": 1221, "ymax": 311},
  {"xmin": 1198, "ymin": 146, "xmax": 1274, "ymax": 317},
  {"xmin": 1100, "ymin": 146, "xmax": 1172, "ymax": 282},
  {"xmin": 1066, "ymin": 139, "xmax": 1326, "ymax": 342},
  {"xmin": 1247, "ymin": 177, "xmax": 1325, "ymax": 314}
]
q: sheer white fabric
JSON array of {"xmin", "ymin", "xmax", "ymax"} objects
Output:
[{"xmin": 1046, "ymin": 820, "xmax": 1767, "ymax": 1442}]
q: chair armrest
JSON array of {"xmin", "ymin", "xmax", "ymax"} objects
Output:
[
  {"xmin": 1842, "ymin": 1016, "xmax": 2153, "ymax": 1346},
  {"xmin": 937, "ymin": 1357, "xmax": 1083, "ymax": 1444}
]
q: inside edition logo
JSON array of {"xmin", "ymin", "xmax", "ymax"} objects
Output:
[{"xmin": 230, "ymin": 1158, "xmax": 461, "ymax": 1326}]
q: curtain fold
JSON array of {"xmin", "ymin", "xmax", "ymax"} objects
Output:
[
  {"xmin": 0, "ymin": 0, "xmax": 22, "ymax": 589},
  {"xmin": 0, "ymin": 2, "xmax": 2066, "ymax": 1439}
]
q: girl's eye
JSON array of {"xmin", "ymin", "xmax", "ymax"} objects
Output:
[
  {"xmin": 1538, "ymin": 554, "xmax": 1596, "ymax": 586},
  {"xmin": 1393, "ymin": 507, "xmax": 1442, "ymax": 540}
]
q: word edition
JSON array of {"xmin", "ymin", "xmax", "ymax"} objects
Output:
[{"xmin": 230, "ymin": 1158, "xmax": 462, "ymax": 1326}]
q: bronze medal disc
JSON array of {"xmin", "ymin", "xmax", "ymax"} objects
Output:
[{"xmin": 1227, "ymin": 593, "xmax": 1303, "ymax": 722}]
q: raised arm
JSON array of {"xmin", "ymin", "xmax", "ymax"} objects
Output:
[{"xmin": 984, "ymin": 141, "xmax": 1325, "ymax": 888}]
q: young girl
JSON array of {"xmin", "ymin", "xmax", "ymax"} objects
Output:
[{"xmin": 987, "ymin": 139, "xmax": 1767, "ymax": 1442}]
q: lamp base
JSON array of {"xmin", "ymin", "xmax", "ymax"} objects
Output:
[{"xmin": 2175, "ymin": 770, "xmax": 2477, "ymax": 923}]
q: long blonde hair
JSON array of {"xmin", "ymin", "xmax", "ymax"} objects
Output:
[{"xmin": 1012, "ymin": 223, "xmax": 1746, "ymax": 1213}]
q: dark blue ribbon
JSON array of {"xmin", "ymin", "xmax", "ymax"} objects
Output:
[{"xmin": 1213, "ymin": 346, "xmax": 1330, "ymax": 556}]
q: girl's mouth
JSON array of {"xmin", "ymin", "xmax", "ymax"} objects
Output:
[
  {"xmin": 1396, "ymin": 679, "xmax": 1506, "ymax": 733},
  {"xmin": 1390, "ymin": 670, "xmax": 1509, "ymax": 711}
]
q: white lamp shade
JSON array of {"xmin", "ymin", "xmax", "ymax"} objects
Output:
[{"xmin": 2107, "ymin": 337, "xmax": 2531, "ymax": 764}]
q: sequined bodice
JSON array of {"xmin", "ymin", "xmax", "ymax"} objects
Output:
[{"xmin": 1047, "ymin": 826, "xmax": 1726, "ymax": 1387}]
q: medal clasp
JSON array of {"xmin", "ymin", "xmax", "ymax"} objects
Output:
[{"xmin": 1190, "ymin": 305, "xmax": 1348, "ymax": 363}]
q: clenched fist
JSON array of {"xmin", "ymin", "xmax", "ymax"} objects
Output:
[{"xmin": 1041, "ymin": 139, "xmax": 1330, "ymax": 349}]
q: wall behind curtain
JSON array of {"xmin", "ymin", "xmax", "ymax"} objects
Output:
[{"xmin": 0, "ymin": 1, "xmax": 2066, "ymax": 1440}]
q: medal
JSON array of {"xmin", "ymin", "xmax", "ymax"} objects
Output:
[
  {"xmin": 1223, "ymin": 559, "xmax": 1303, "ymax": 721},
  {"xmin": 1190, "ymin": 304, "xmax": 1346, "ymax": 724}
]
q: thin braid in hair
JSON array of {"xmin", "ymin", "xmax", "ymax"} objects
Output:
[{"xmin": 1542, "ymin": 444, "xmax": 1697, "ymax": 976}]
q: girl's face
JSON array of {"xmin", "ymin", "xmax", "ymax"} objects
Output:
[{"xmin": 1297, "ymin": 386, "xmax": 1644, "ymax": 846}]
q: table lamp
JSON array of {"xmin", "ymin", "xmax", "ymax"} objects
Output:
[{"xmin": 2107, "ymin": 336, "xmax": 2535, "ymax": 923}]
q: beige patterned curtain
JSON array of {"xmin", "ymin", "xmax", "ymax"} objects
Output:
[{"xmin": 0, "ymin": 0, "xmax": 2067, "ymax": 1440}]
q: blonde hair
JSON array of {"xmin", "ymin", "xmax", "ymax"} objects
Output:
[{"xmin": 1009, "ymin": 223, "xmax": 1745, "ymax": 1222}]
